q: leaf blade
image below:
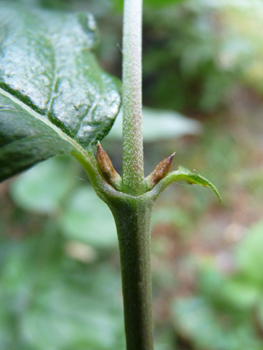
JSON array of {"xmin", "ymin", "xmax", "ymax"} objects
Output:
[
  {"xmin": 0, "ymin": 3, "xmax": 121, "ymax": 182},
  {"xmin": 0, "ymin": 90, "xmax": 74, "ymax": 181},
  {"xmin": 154, "ymin": 166, "xmax": 222, "ymax": 202}
]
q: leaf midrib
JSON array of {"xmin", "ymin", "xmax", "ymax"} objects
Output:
[{"xmin": 0, "ymin": 87, "xmax": 91, "ymax": 159}]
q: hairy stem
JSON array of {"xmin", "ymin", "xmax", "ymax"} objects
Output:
[
  {"xmin": 109, "ymin": 196, "xmax": 154, "ymax": 350},
  {"xmin": 109, "ymin": 0, "xmax": 155, "ymax": 348},
  {"xmin": 122, "ymin": 0, "xmax": 144, "ymax": 195}
]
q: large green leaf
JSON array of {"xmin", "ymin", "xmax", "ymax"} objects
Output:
[{"xmin": 0, "ymin": 3, "xmax": 121, "ymax": 182}]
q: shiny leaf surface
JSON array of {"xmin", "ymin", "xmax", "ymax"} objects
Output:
[{"xmin": 0, "ymin": 3, "xmax": 121, "ymax": 182}]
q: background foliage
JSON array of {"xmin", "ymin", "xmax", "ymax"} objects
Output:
[{"xmin": 1, "ymin": 0, "xmax": 263, "ymax": 349}]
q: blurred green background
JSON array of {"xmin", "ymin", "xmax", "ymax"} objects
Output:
[{"xmin": 1, "ymin": 0, "xmax": 263, "ymax": 349}]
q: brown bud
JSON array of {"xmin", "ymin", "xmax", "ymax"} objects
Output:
[
  {"xmin": 96, "ymin": 142, "xmax": 121, "ymax": 189},
  {"xmin": 146, "ymin": 152, "xmax": 175, "ymax": 189}
]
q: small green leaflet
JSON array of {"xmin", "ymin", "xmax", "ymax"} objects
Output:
[
  {"xmin": 0, "ymin": 2, "xmax": 121, "ymax": 182},
  {"xmin": 155, "ymin": 166, "xmax": 222, "ymax": 202}
]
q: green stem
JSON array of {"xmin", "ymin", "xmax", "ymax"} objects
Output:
[
  {"xmin": 109, "ymin": 195, "xmax": 154, "ymax": 350},
  {"xmin": 122, "ymin": 0, "xmax": 144, "ymax": 195},
  {"xmin": 77, "ymin": 0, "xmax": 156, "ymax": 348}
]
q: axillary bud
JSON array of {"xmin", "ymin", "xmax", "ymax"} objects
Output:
[
  {"xmin": 146, "ymin": 152, "xmax": 175, "ymax": 190},
  {"xmin": 96, "ymin": 142, "xmax": 122, "ymax": 190}
]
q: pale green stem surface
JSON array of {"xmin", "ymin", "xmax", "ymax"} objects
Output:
[{"xmin": 122, "ymin": 0, "xmax": 144, "ymax": 195}]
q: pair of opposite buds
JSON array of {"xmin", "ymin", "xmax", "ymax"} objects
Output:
[{"xmin": 96, "ymin": 142, "xmax": 175, "ymax": 192}]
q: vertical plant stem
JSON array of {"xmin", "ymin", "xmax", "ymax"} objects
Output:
[
  {"xmin": 116, "ymin": 0, "xmax": 155, "ymax": 348},
  {"xmin": 122, "ymin": 0, "xmax": 144, "ymax": 195},
  {"xmin": 110, "ymin": 197, "xmax": 154, "ymax": 350}
]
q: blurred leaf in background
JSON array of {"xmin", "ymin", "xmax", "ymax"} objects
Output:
[
  {"xmin": 111, "ymin": 0, "xmax": 185, "ymax": 11},
  {"xmin": 0, "ymin": 228, "xmax": 125, "ymax": 350},
  {"xmin": 9, "ymin": 157, "xmax": 75, "ymax": 215},
  {"xmin": 170, "ymin": 220, "xmax": 263, "ymax": 349},
  {"xmin": 108, "ymin": 107, "xmax": 201, "ymax": 141},
  {"xmin": 9, "ymin": 157, "xmax": 118, "ymax": 249}
]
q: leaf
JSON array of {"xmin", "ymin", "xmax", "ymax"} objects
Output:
[
  {"xmin": 0, "ymin": 3, "xmax": 121, "ymax": 182},
  {"xmin": 154, "ymin": 166, "xmax": 222, "ymax": 202},
  {"xmin": 235, "ymin": 219, "xmax": 263, "ymax": 285},
  {"xmin": 111, "ymin": 0, "xmax": 185, "ymax": 11},
  {"xmin": 59, "ymin": 186, "xmax": 117, "ymax": 249},
  {"xmin": 108, "ymin": 107, "xmax": 201, "ymax": 141},
  {"xmin": 171, "ymin": 296, "xmax": 261, "ymax": 350},
  {"xmin": 9, "ymin": 156, "xmax": 75, "ymax": 215},
  {"xmin": 0, "ymin": 233, "xmax": 125, "ymax": 350}
]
